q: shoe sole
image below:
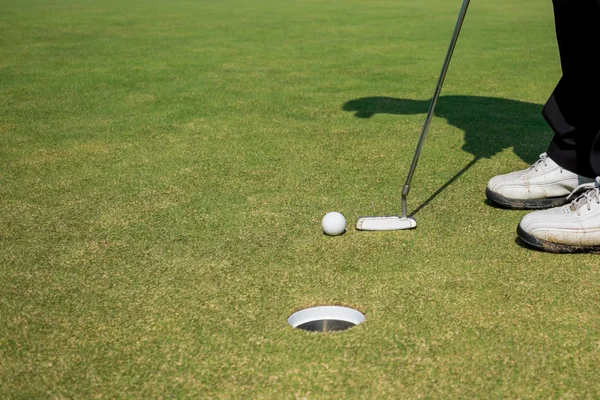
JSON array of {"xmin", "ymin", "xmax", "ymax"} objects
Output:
[
  {"xmin": 516, "ymin": 224, "xmax": 600, "ymax": 254},
  {"xmin": 486, "ymin": 188, "xmax": 568, "ymax": 210}
]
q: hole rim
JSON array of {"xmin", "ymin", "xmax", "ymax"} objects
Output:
[{"xmin": 288, "ymin": 306, "xmax": 365, "ymax": 332}]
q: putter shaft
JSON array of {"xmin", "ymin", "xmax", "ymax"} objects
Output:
[{"xmin": 401, "ymin": 0, "xmax": 471, "ymax": 218}]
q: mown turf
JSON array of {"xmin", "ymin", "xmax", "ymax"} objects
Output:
[{"xmin": 2, "ymin": 0, "xmax": 600, "ymax": 398}]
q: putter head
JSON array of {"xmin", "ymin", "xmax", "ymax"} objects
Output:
[{"xmin": 355, "ymin": 216, "xmax": 417, "ymax": 231}]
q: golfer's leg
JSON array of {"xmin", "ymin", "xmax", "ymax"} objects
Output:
[
  {"xmin": 485, "ymin": 0, "xmax": 600, "ymax": 209},
  {"xmin": 514, "ymin": 0, "xmax": 600, "ymax": 252},
  {"xmin": 543, "ymin": 0, "xmax": 600, "ymax": 178}
]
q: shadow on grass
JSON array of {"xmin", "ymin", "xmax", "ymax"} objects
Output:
[{"xmin": 342, "ymin": 95, "xmax": 551, "ymax": 215}]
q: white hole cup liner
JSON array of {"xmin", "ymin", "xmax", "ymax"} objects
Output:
[{"xmin": 288, "ymin": 306, "xmax": 365, "ymax": 332}]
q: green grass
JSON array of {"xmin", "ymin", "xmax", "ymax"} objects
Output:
[{"xmin": 2, "ymin": 0, "xmax": 600, "ymax": 398}]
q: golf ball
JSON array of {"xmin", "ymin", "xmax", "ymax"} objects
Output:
[{"xmin": 322, "ymin": 212, "xmax": 346, "ymax": 236}]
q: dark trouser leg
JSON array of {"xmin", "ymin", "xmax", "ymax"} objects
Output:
[{"xmin": 543, "ymin": 0, "xmax": 600, "ymax": 178}]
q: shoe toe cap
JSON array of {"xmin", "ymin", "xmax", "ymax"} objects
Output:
[
  {"xmin": 487, "ymin": 174, "xmax": 509, "ymax": 192},
  {"xmin": 487, "ymin": 171, "xmax": 528, "ymax": 196},
  {"xmin": 518, "ymin": 206, "xmax": 596, "ymax": 245},
  {"xmin": 518, "ymin": 207, "xmax": 568, "ymax": 236}
]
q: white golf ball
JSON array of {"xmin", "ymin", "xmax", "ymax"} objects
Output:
[{"xmin": 322, "ymin": 211, "xmax": 346, "ymax": 236}]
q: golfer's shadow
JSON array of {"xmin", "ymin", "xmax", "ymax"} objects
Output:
[{"xmin": 342, "ymin": 95, "xmax": 551, "ymax": 215}]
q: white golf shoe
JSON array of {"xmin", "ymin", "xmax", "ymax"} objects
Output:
[
  {"xmin": 517, "ymin": 177, "xmax": 600, "ymax": 253},
  {"xmin": 486, "ymin": 153, "xmax": 594, "ymax": 209}
]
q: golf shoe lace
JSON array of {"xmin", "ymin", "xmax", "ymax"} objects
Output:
[
  {"xmin": 532, "ymin": 153, "xmax": 562, "ymax": 173},
  {"xmin": 566, "ymin": 177, "xmax": 600, "ymax": 215}
]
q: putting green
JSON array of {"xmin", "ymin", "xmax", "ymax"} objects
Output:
[{"xmin": 2, "ymin": 0, "xmax": 600, "ymax": 398}]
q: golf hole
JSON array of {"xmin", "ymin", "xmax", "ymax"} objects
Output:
[{"xmin": 288, "ymin": 306, "xmax": 365, "ymax": 333}]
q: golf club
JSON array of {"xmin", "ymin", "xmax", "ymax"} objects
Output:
[{"xmin": 356, "ymin": 0, "xmax": 471, "ymax": 231}]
